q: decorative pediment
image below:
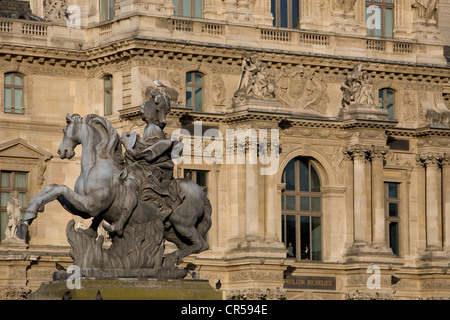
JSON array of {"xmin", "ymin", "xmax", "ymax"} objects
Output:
[{"xmin": 0, "ymin": 138, "xmax": 53, "ymax": 161}]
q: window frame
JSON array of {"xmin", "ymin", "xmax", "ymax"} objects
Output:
[
  {"xmin": 4, "ymin": 72, "xmax": 24, "ymax": 115},
  {"xmin": 384, "ymin": 182, "xmax": 400, "ymax": 256},
  {"xmin": 281, "ymin": 157, "xmax": 322, "ymax": 262},
  {"xmin": 185, "ymin": 71, "xmax": 204, "ymax": 112},
  {"xmin": 271, "ymin": 0, "xmax": 300, "ymax": 29},
  {"xmin": 173, "ymin": 0, "xmax": 204, "ymax": 19},
  {"xmin": 99, "ymin": 0, "xmax": 115, "ymax": 22},
  {"xmin": 366, "ymin": 0, "xmax": 394, "ymax": 38},
  {"xmin": 379, "ymin": 88, "xmax": 395, "ymax": 120}
]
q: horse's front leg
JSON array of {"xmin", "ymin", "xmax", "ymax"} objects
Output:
[
  {"xmin": 24, "ymin": 184, "xmax": 94, "ymax": 225},
  {"xmin": 102, "ymin": 178, "xmax": 138, "ymax": 237}
]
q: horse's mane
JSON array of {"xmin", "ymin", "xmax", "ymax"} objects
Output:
[{"xmin": 83, "ymin": 114, "xmax": 125, "ymax": 167}]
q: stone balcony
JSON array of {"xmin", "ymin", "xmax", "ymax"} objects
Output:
[{"xmin": 0, "ymin": 14, "xmax": 447, "ymax": 66}]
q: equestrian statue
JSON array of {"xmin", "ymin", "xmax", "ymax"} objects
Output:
[{"xmin": 23, "ymin": 88, "xmax": 212, "ymax": 279}]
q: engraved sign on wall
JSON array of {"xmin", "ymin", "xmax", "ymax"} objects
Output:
[{"xmin": 284, "ymin": 276, "xmax": 337, "ymax": 290}]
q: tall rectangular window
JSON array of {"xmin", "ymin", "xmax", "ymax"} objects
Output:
[
  {"xmin": 385, "ymin": 182, "xmax": 400, "ymax": 255},
  {"xmin": 379, "ymin": 88, "xmax": 395, "ymax": 120},
  {"xmin": 271, "ymin": 0, "xmax": 300, "ymax": 28},
  {"xmin": 186, "ymin": 72, "xmax": 203, "ymax": 112},
  {"xmin": 281, "ymin": 157, "xmax": 322, "ymax": 261},
  {"xmin": 173, "ymin": 0, "xmax": 203, "ymax": 18},
  {"xmin": 0, "ymin": 171, "xmax": 28, "ymax": 241},
  {"xmin": 100, "ymin": 0, "xmax": 115, "ymax": 22},
  {"xmin": 366, "ymin": 0, "xmax": 394, "ymax": 38},
  {"xmin": 104, "ymin": 75, "xmax": 113, "ymax": 116},
  {"xmin": 4, "ymin": 73, "xmax": 24, "ymax": 114}
]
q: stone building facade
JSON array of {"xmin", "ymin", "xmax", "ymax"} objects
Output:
[{"xmin": 0, "ymin": 0, "xmax": 449, "ymax": 299}]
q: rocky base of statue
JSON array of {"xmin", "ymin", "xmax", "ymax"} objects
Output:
[
  {"xmin": 66, "ymin": 219, "xmax": 187, "ymax": 279},
  {"xmin": 53, "ymin": 267, "xmax": 187, "ymax": 280},
  {"xmin": 339, "ymin": 103, "xmax": 389, "ymax": 121},
  {"xmin": 28, "ymin": 278, "xmax": 222, "ymax": 300}
]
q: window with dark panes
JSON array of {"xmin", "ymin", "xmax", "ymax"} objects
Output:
[
  {"xmin": 100, "ymin": 0, "xmax": 115, "ymax": 22},
  {"xmin": 385, "ymin": 182, "xmax": 400, "ymax": 256},
  {"xmin": 271, "ymin": 0, "xmax": 300, "ymax": 28},
  {"xmin": 281, "ymin": 157, "xmax": 322, "ymax": 261},
  {"xmin": 366, "ymin": 0, "xmax": 394, "ymax": 38},
  {"xmin": 379, "ymin": 88, "xmax": 395, "ymax": 120},
  {"xmin": 4, "ymin": 73, "xmax": 24, "ymax": 114},
  {"xmin": 186, "ymin": 72, "xmax": 204, "ymax": 112},
  {"xmin": 173, "ymin": 0, "xmax": 203, "ymax": 18}
]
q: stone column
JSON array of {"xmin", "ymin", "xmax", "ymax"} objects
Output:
[
  {"xmin": 245, "ymin": 158, "xmax": 260, "ymax": 241},
  {"xmin": 343, "ymin": 148, "xmax": 354, "ymax": 246},
  {"xmin": 370, "ymin": 146, "xmax": 388, "ymax": 248},
  {"xmin": 442, "ymin": 154, "xmax": 450, "ymax": 251},
  {"xmin": 419, "ymin": 152, "xmax": 443, "ymax": 251},
  {"xmin": 350, "ymin": 145, "xmax": 371, "ymax": 246},
  {"xmin": 264, "ymin": 174, "xmax": 278, "ymax": 242}
]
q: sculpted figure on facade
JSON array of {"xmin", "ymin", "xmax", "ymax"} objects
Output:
[
  {"xmin": 43, "ymin": 0, "xmax": 68, "ymax": 21},
  {"xmin": 275, "ymin": 65, "xmax": 329, "ymax": 114},
  {"xmin": 412, "ymin": 0, "xmax": 439, "ymax": 21},
  {"xmin": 24, "ymin": 88, "xmax": 212, "ymax": 278},
  {"xmin": 234, "ymin": 53, "xmax": 276, "ymax": 102},
  {"xmin": 334, "ymin": 0, "xmax": 357, "ymax": 13},
  {"xmin": 4, "ymin": 191, "xmax": 22, "ymax": 241},
  {"xmin": 341, "ymin": 63, "xmax": 375, "ymax": 108}
]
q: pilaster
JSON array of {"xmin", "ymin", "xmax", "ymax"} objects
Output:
[
  {"xmin": 442, "ymin": 154, "xmax": 450, "ymax": 252},
  {"xmin": 417, "ymin": 152, "xmax": 443, "ymax": 251},
  {"xmin": 369, "ymin": 146, "xmax": 389, "ymax": 249}
]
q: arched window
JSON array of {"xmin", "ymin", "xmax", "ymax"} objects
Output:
[
  {"xmin": 104, "ymin": 75, "xmax": 113, "ymax": 116},
  {"xmin": 186, "ymin": 71, "xmax": 203, "ymax": 112},
  {"xmin": 173, "ymin": 0, "xmax": 203, "ymax": 18},
  {"xmin": 366, "ymin": 0, "xmax": 394, "ymax": 38},
  {"xmin": 271, "ymin": 0, "xmax": 300, "ymax": 28},
  {"xmin": 379, "ymin": 88, "xmax": 395, "ymax": 120},
  {"xmin": 281, "ymin": 157, "xmax": 322, "ymax": 261},
  {"xmin": 4, "ymin": 73, "xmax": 24, "ymax": 114}
]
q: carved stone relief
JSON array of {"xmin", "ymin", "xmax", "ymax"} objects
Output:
[
  {"xmin": 418, "ymin": 91, "xmax": 450, "ymax": 127},
  {"xmin": 43, "ymin": 0, "xmax": 68, "ymax": 22},
  {"xmin": 274, "ymin": 65, "xmax": 329, "ymax": 115},
  {"xmin": 212, "ymin": 73, "xmax": 226, "ymax": 106}
]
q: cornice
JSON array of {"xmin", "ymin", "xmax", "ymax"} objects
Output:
[
  {"xmin": 119, "ymin": 105, "xmax": 450, "ymax": 139},
  {"xmin": 0, "ymin": 36, "xmax": 449, "ymax": 84}
]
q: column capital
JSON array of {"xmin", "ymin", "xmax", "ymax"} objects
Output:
[
  {"xmin": 441, "ymin": 153, "xmax": 450, "ymax": 167},
  {"xmin": 343, "ymin": 144, "xmax": 371, "ymax": 160},
  {"xmin": 368, "ymin": 145, "xmax": 389, "ymax": 160},
  {"xmin": 416, "ymin": 152, "xmax": 444, "ymax": 167}
]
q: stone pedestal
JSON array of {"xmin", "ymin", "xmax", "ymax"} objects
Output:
[
  {"xmin": 28, "ymin": 278, "xmax": 222, "ymax": 300},
  {"xmin": 340, "ymin": 104, "xmax": 389, "ymax": 121}
]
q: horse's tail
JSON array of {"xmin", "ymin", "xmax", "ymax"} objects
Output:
[{"xmin": 197, "ymin": 191, "xmax": 212, "ymax": 236}]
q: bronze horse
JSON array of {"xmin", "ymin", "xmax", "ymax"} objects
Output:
[{"xmin": 24, "ymin": 95, "xmax": 211, "ymax": 268}]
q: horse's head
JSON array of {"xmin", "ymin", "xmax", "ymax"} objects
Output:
[
  {"xmin": 140, "ymin": 89, "xmax": 171, "ymax": 129},
  {"xmin": 58, "ymin": 113, "xmax": 82, "ymax": 159}
]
